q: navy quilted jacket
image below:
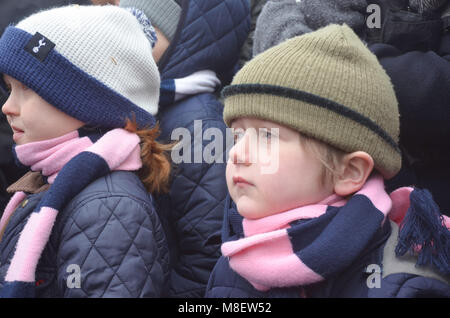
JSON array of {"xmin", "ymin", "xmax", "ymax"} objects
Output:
[
  {"xmin": 155, "ymin": 0, "xmax": 250, "ymax": 297},
  {"xmin": 0, "ymin": 171, "xmax": 170, "ymax": 297},
  {"xmin": 206, "ymin": 254, "xmax": 450, "ymax": 298}
]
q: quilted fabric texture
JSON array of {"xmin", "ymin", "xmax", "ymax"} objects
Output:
[
  {"xmin": 157, "ymin": 95, "xmax": 229, "ymax": 297},
  {"xmin": 159, "ymin": 0, "xmax": 250, "ymax": 83},
  {"xmin": 0, "ymin": 171, "xmax": 169, "ymax": 297},
  {"xmin": 155, "ymin": 0, "xmax": 250, "ymax": 297}
]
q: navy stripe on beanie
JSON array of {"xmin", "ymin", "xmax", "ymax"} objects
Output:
[{"xmin": 223, "ymin": 83, "xmax": 401, "ymax": 154}]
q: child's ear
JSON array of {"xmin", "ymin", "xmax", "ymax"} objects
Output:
[{"xmin": 333, "ymin": 151, "xmax": 374, "ymax": 196}]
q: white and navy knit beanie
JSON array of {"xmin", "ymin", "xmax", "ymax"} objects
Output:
[{"xmin": 0, "ymin": 5, "xmax": 160, "ymax": 129}]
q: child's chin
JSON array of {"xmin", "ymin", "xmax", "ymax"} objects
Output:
[
  {"xmin": 235, "ymin": 200, "xmax": 254, "ymax": 218},
  {"xmin": 235, "ymin": 199, "xmax": 271, "ymax": 220},
  {"xmin": 12, "ymin": 131, "xmax": 25, "ymax": 144}
]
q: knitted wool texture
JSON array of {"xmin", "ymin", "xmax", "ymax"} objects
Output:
[
  {"xmin": 223, "ymin": 24, "xmax": 401, "ymax": 179},
  {"xmin": 0, "ymin": 5, "xmax": 160, "ymax": 129}
]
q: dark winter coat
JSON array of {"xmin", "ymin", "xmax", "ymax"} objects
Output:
[
  {"xmin": 155, "ymin": 0, "xmax": 250, "ymax": 297},
  {"xmin": 0, "ymin": 111, "xmax": 15, "ymax": 214},
  {"xmin": 0, "ymin": 171, "xmax": 170, "ymax": 297},
  {"xmin": 0, "ymin": 111, "xmax": 27, "ymax": 214},
  {"xmin": 371, "ymin": 32, "xmax": 450, "ymax": 216}
]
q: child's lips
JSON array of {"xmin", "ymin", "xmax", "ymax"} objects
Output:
[
  {"xmin": 11, "ymin": 125, "xmax": 24, "ymax": 142},
  {"xmin": 233, "ymin": 176, "xmax": 253, "ymax": 187}
]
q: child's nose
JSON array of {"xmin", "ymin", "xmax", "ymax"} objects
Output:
[{"xmin": 1, "ymin": 95, "xmax": 18, "ymax": 117}]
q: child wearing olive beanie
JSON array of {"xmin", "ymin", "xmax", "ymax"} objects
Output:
[{"xmin": 206, "ymin": 24, "xmax": 450, "ymax": 298}]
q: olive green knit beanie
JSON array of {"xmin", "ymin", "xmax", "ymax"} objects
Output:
[{"xmin": 223, "ymin": 24, "xmax": 401, "ymax": 179}]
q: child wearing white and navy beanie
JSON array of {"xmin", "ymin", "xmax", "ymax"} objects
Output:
[{"xmin": 0, "ymin": 5, "xmax": 171, "ymax": 297}]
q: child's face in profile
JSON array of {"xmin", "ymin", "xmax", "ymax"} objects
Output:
[
  {"xmin": 2, "ymin": 74, "xmax": 84, "ymax": 145},
  {"xmin": 226, "ymin": 117, "xmax": 335, "ymax": 220}
]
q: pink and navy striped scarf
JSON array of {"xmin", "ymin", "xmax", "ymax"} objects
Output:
[
  {"xmin": 0, "ymin": 127, "xmax": 142, "ymax": 297},
  {"xmin": 222, "ymin": 174, "xmax": 450, "ymax": 291}
]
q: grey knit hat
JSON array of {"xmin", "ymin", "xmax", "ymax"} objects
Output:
[
  {"xmin": 253, "ymin": 0, "xmax": 367, "ymax": 56},
  {"xmin": 120, "ymin": 0, "xmax": 182, "ymax": 41},
  {"xmin": 253, "ymin": 0, "xmax": 311, "ymax": 56}
]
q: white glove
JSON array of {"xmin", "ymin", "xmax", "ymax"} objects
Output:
[{"xmin": 174, "ymin": 70, "xmax": 221, "ymax": 101}]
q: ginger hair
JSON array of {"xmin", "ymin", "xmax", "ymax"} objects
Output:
[{"xmin": 124, "ymin": 119, "xmax": 173, "ymax": 194}]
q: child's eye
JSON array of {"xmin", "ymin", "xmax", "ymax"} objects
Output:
[
  {"xmin": 260, "ymin": 128, "xmax": 272, "ymax": 139},
  {"xmin": 233, "ymin": 130, "xmax": 244, "ymax": 144},
  {"xmin": 2, "ymin": 79, "xmax": 11, "ymax": 93},
  {"xmin": 4, "ymin": 84, "xmax": 11, "ymax": 95}
]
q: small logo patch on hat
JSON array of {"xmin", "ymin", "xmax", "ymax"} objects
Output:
[{"xmin": 24, "ymin": 32, "xmax": 55, "ymax": 62}]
